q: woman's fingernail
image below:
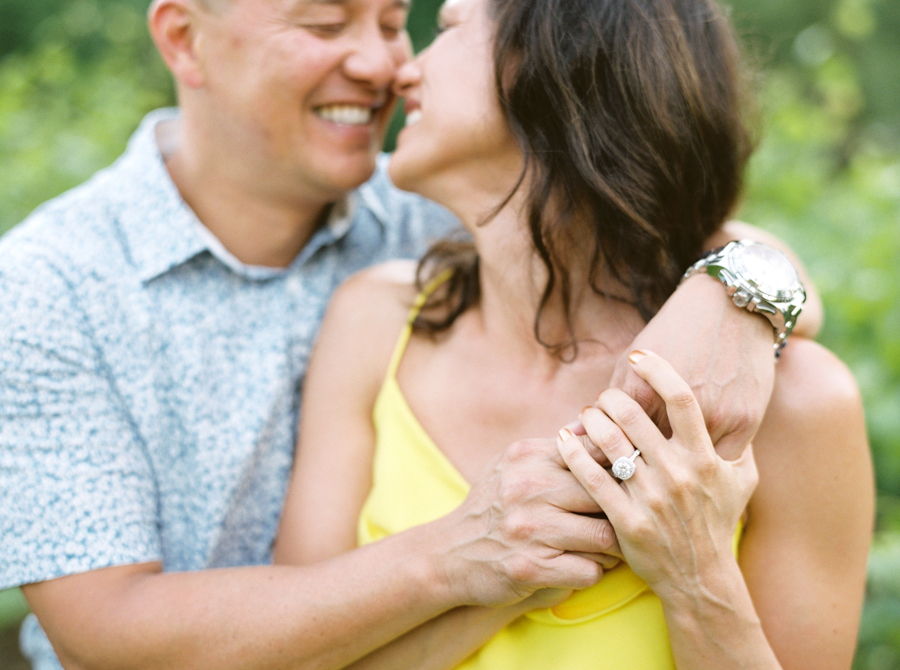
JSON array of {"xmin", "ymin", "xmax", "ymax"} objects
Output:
[
  {"xmin": 628, "ymin": 350, "xmax": 648, "ymax": 365},
  {"xmin": 558, "ymin": 427, "xmax": 575, "ymax": 442},
  {"xmin": 580, "ymin": 405, "xmax": 593, "ymax": 415}
]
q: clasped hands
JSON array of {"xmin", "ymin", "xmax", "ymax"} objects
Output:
[
  {"xmin": 438, "ymin": 347, "xmax": 761, "ymax": 611},
  {"xmin": 558, "ymin": 350, "xmax": 758, "ymax": 601}
]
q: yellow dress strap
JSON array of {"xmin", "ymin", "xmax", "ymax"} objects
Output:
[{"xmin": 383, "ymin": 268, "xmax": 454, "ymax": 380}]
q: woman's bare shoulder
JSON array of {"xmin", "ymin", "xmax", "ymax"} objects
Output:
[
  {"xmin": 309, "ymin": 261, "xmax": 420, "ymax": 387},
  {"xmin": 325, "ymin": 260, "xmax": 419, "ymax": 334},
  {"xmin": 333, "ymin": 259, "xmax": 419, "ymax": 304}
]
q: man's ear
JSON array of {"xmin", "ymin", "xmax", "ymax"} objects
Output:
[{"xmin": 148, "ymin": 0, "xmax": 205, "ymax": 89}]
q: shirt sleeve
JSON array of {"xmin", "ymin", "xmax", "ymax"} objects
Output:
[{"xmin": 0, "ymin": 247, "xmax": 162, "ymax": 589}]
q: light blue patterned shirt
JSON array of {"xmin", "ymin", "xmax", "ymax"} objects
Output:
[{"xmin": 0, "ymin": 108, "xmax": 458, "ymax": 668}]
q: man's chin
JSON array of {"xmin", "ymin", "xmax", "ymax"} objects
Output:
[
  {"xmin": 337, "ymin": 159, "xmax": 379, "ymax": 190},
  {"xmin": 310, "ymin": 159, "xmax": 379, "ymax": 201}
]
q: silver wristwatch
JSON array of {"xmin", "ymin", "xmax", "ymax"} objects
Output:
[{"xmin": 682, "ymin": 240, "xmax": 806, "ymax": 355}]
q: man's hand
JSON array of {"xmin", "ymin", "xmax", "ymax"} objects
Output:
[
  {"xmin": 610, "ymin": 223, "xmax": 822, "ymax": 461},
  {"xmin": 610, "ymin": 274, "xmax": 775, "ymax": 461},
  {"xmin": 431, "ymin": 438, "xmax": 621, "ymax": 608}
]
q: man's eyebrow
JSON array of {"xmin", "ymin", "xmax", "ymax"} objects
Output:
[
  {"xmin": 288, "ymin": 0, "xmax": 346, "ymax": 8},
  {"xmin": 291, "ymin": 0, "xmax": 410, "ymax": 7}
]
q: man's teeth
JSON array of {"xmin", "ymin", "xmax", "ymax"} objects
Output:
[
  {"xmin": 405, "ymin": 110, "xmax": 422, "ymax": 126},
  {"xmin": 316, "ymin": 105, "xmax": 374, "ymax": 126}
]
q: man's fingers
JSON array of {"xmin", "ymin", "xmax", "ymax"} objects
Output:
[
  {"xmin": 549, "ymin": 511, "xmax": 621, "ymax": 556},
  {"xmin": 567, "ymin": 551, "xmax": 622, "ymax": 571},
  {"xmin": 731, "ymin": 442, "xmax": 760, "ymax": 502},
  {"xmin": 545, "ymin": 476, "xmax": 605, "ymax": 515},
  {"xmin": 538, "ymin": 553, "xmax": 604, "ymax": 591},
  {"xmin": 572, "ymin": 430, "xmax": 613, "ymax": 467},
  {"xmin": 710, "ymin": 430, "xmax": 749, "ymax": 462},
  {"xmin": 610, "ymin": 357, "xmax": 662, "ymax": 415}
]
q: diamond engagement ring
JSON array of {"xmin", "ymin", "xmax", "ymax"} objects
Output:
[{"xmin": 611, "ymin": 449, "xmax": 641, "ymax": 481}]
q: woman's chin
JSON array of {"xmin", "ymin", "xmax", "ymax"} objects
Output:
[{"xmin": 386, "ymin": 156, "xmax": 422, "ymax": 195}]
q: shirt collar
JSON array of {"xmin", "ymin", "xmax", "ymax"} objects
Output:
[
  {"xmin": 113, "ymin": 109, "xmax": 360, "ymax": 284},
  {"xmin": 189, "ymin": 192, "xmax": 358, "ymax": 279},
  {"xmin": 110, "ymin": 109, "xmax": 207, "ymax": 283}
]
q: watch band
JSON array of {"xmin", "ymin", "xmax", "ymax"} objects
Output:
[{"xmin": 681, "ymin": 240, "xmax": 806, "ymax": 356}]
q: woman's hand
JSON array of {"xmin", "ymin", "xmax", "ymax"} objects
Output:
[
  {"xmin": 608, "ymin": 274, "xmax": 775, "ymax": 463},
  {"xmin": 557, "ymin": 350, "xmax": 758, "ymax": 604}
]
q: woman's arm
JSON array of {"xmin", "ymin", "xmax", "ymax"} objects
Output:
[
  {"xmin": 273, "ymin": 262, "xmax": 411, "ymax": 565},
  {"xmin": 659, "ymin": 341, "xmax": 871, "ymax": 669},
  {"xmin": 559, "ymin": 345, "xmax": 872, "ymax": 669},
  {"xmin": 735, "ymin": 339, "xmax": 872, "ymax": 669}
]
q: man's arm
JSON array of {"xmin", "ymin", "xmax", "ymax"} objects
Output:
[
  {"xmin": 23, "ymin": 434, "xmax": 613, "ymax": 670},
  {"xmin": 0, "ymin": 243, "xmax": 603, "ymax": 670},
  {"xmin": 714, "ymin": 221, "xmax": 822, "ymax": 337},
  {"xmin": 23, "ymin": 542, "xmax": 453, "ymax": 670},
  {"xmin": 14, "ymin": 260, "xmax": 612, "ymax": 670},
  {"xmin": 610, "ymin": 222, "xmax": 822, "ymax": 460}
]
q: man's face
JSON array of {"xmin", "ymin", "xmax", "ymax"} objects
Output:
[{"xmin": 192, "ymin": 0, "xmax": 412, "ymax": 202}]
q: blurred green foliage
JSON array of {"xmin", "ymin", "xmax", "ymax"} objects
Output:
[{"xmin": 1, "ymin": 0, "xmax": 898, "ymax": 667}]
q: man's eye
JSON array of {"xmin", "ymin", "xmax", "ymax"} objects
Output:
[
  {"xmin": 302, "ymin": 23, "xmax": 346, "ymax": 36},
  {"xmin": 381, "ymin": 24, "xmax": 403, "ymax": 39}
]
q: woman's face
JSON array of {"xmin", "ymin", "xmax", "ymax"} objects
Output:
[{"xmin": 387, "ymin": 0, "xmax": 521, "ymax": 207}]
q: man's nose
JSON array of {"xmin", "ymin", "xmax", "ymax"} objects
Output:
[{"xmin": 343, "ymin": 26, "xmax": 407, "ymax": 89}]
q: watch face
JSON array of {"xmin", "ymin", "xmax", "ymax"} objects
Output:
[{"xmin": 732, "ymin": 242, "xmax": 800, "ymax": 301}]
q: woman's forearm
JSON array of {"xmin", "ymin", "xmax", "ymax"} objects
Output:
[{"xmin": 658, "ymin": 561, "xmax": 782, "ymax": 670}]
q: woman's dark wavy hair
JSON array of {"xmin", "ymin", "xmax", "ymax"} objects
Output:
[{"xmin": 413, "ymin": 0, "xmax": 756, "ymax": 353}]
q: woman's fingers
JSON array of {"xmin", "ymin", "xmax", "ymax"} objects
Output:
[
  {"xmin": 627, "ymin": 350, "xmax": 710, "ymax": 452},
  {"xmin": 589, "ymin": 390, "xmax": 665, "ymax": 466},
  {"xmin": 576, "ymin": 406, "xmax": 638, "ymax": 468}
]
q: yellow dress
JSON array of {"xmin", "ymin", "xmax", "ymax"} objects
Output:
[{"xmin": 358, "ymin": 284, "xmax": 741, "ymax": 669}]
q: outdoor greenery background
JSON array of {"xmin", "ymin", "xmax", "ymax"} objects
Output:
[{"xmin": 0, "ymin": 0, "xmax": 898, "ymax": 667}]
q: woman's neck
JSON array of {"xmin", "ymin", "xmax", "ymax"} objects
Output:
[{"xmin": 470, "ymin": 207, "xmax": 644, "ymax": 367}]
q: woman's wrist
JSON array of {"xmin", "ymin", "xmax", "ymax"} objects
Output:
[
  {"xmin": 656, "ymin": 560, "xmax": 777, "ymax": 667},
  {"xmin": 662, "ymin": 600, "xmax": 781, "ymax": 669},
  {"xmin": 655, "ymin": 553, "xmax": 750, "ymax": 617}
]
